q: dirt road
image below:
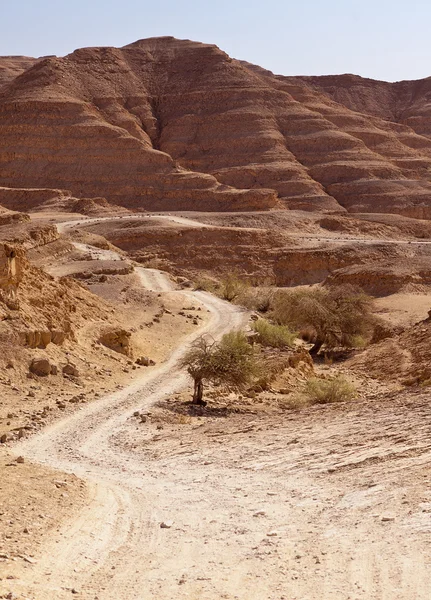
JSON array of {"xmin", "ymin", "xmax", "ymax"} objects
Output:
[
  {"xmin": 56, "ymin": 212, "xmax": 431, "ymax": 246},
  {"xmin": 9, "ymin": 247, "xmax": 249, "ymax": 599}
]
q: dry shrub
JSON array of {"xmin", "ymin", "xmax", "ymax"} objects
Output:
[
  {"xmin": 303, "ymin": 375, "xmax": 357, "ymax": 404},
  {"xmin": 143, "ymin": 257, "xmax": 170, "ymax": 270},
  {"xmin": 219, "ymin": 274, "xmax": 249, "ymax": 302},
  {"xmin": 194, "ymin": 276, "xmax": 219, "ymax": 293}
]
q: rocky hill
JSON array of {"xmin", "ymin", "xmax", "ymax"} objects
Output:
[{"xmin": 1, "ymin": 37, "xmax": 431, "ymax": 215}]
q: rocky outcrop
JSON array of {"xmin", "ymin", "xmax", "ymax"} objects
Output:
[
  {"xmin": 0, "ymin": 243, "xmax": 25, "ymax": 309},
  {"xmin": 0, "ymin": 207, "xmax": 30, "ymax": 226},
  {"xmin": 297, "ymin": 74, "xmax": 431, "ymax": 139},
  {"xmin": 98, "ymin": 328, "xmax": 132, "ymax": 356},
  {"xmin": 273, "ymin": 246, "xmax": 372, "ymax": 286},
  {"xmin": 348, "ymin": 318, "xmax": 431, "ymax": 385},
  {"xmin": 25, "ymin": 329, "xmax": 66, "ymax": 349},
  {"xmin": 325, "ymin": 260, "xmax": 431, "ymax": 296},
  {"xmin": 1, "ymin": 38, "xmax": 431, "ymax": 215}
]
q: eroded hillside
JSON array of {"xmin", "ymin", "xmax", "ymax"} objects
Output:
[{"xmin": 1, "ymin": 37, "xmax": 431, "ymax": 215}]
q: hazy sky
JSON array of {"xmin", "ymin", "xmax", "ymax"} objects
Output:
[{"xmin": 1, "ymin": 0, "xmax": 429, "ymax": 82}]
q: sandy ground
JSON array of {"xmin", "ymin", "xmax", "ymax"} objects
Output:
[{"xmin": 0, "ymin": 454, "xmax": 88, "ymax": 592}]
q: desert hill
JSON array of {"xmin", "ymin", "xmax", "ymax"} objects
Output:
[{"xmin": 1, "ymin": 37, "xmax": 431, "ymax": 215}]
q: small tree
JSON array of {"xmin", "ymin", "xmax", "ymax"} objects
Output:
[
  {"xmin": 272, "ymin": 285, "xmax": 374, "ymax": 355},
  {"xmin": 180, "ymin": 336, "xmax": 215, "ymax": 404},
  {"xmin": 181, "ymin": 332, "xmax": 257, "ymax": 404}
]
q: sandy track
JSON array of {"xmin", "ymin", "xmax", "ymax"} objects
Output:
[{"xmin": 135, "ymin": 267, "xmax": 176, "ymax": 293}]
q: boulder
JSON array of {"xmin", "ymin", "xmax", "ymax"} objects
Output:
[
  {"xmin": 62, "ymin": 363, "xmax": 79, "ymax": 377},
  {"xmin": 99, "ymin": 329, "xmax": 132, "ymax": 356},
  {"xmin": 136, "ymin": 356, "xmax": 155, "ymax": 367},
  {"xmin": 29, "ymin": 358, "xmax": 51, "ymax": 377}
]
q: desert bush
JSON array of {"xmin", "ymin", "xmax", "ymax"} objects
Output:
[
  {"xmin": 252, "ymin": 319, "xmax": 296, "ymax": 348},
  {"xmin": 143, "ymin": 257, "xmax": 170, "ymax": 270},
  {"xmin": 303, "ymin": 375, "xmax": 357, "ymax": 404},
  {"xmin": 219, "ymin": 274, "xmax": 249, "ymax": 302},
  {"xmin": 271, "ymin": 285, "xmax": 374, "ymax": 354}
]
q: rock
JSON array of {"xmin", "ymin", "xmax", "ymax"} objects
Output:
[
  {"xmin": 266, "ymin": 531, "xmax": 278, "ymax": 537},
  {"xmin": 136, "ymin": 356, "xmax": 155, "ymax": 367},
  {"xmin": 16, "ymin": 456, "xmax": 25, "ymax": 464},
  {"xmin": 98, "ymin": 329, "xmax": 132, "ymax": 356},
  {"xmin": 160, "ymin": 521, "xmax": 173, "ymax": 529},
  {"xmin": 0, "ymin": 433, "xmax": 10, "ymax": 443},
  {"xmin": 3, "ymin": 39, "xmax": 431, "ymax": 216},
  {"xmin": 50, "ymin": 364, "xmax": 58, "ymax": 376},
  {"xmin": 29, "ymin": 358, "xmax": 51, "ymax": 377},
  {"xmin": 62, "ymin": 363, "xmax": 79, "ymax": 377},
  {"xmin": 253, "ymin": 510, "xmax": 266, "ymax": 517},
  {"xmin": 381, "ymin": 515, "xmax": 396, "ymax": 522}
]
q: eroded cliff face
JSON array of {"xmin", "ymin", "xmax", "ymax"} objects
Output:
[
  {"xmin": 1, "ymin": 38, "xmax": 431, "ymax": 215},
  {"xmin": 0, "ymin": 240, "xmax": 115, "ymax": 350},
  {"xmin": 0, "ymin": 244, "xmax": 24, "ymax": 309}
]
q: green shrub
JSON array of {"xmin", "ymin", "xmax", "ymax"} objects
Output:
[
  {"xmin": 303, "ymin": 375, "xmax": 357, "ymax": 404},
  {"xmin": 180, "ymin": 332, "xmax": 257, "ymax": 404},
  {"xmin": 252, "ymin": 319, "xmax": 296, "ymax": 348}
]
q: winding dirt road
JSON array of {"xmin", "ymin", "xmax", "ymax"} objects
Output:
[{"xmin": 11, "ymin": 241, "xmax": 249, "ymax": 599}]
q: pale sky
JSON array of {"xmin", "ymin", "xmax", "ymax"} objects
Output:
[{"xmin": 1, "ymin": 0, "xmax": 430, "ymax": 82}]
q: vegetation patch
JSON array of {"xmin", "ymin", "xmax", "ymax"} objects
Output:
[{"xmin": 252, "ymin": 319, "xmax": 296, "ymax": 349}]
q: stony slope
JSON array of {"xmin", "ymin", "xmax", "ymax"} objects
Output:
[{"xmin": 1, "ymin": 38, "xmax": 431, "ymax": 215}]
